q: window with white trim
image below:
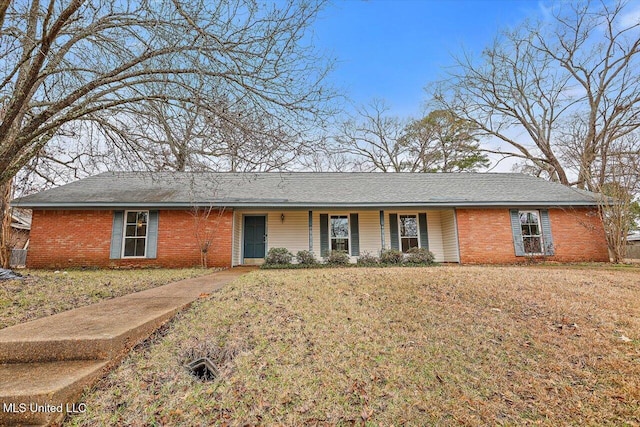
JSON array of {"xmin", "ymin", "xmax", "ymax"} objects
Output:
[
  {"xmin": 330, "ymin": 215, "xmax": 349, "ymax": 252},
  {"xmin": 399, "ymin": 214, "xmax": 419, "ymax": 252},
  {"xmin": 519, "ymin": 210, "xmax": 543, "ymax": 255},
  {"xmin": 123, "ymin": 211, "xmax": 148, "ymax": 257}
]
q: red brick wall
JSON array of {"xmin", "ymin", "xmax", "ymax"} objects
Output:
[
  {"xmin": 27, "ymin": 209, "xmax": 233, "ymax": 269},
  {"xmin": 456, "ymin": 207, "xmax": 609, "ymax": 264},
  {"xmin": 27, "ymin": 206, "xmax": 610, "ymax": 268}
]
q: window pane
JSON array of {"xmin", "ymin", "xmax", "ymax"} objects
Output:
[
  {"xmin": 137, "ymin": 212, "xmax": 148, "ymax": 225},
  {"xmin": 400, "ymin": 215, "xmax": 418, "ymax": 237},
  {"xmin": 331, "ymin": 238, "xmax": 349, "ymax": 253},
  {"xmin": 523, "ymin": 236, "xmax": 542, "ymax": 254},
  {"xmin": 127, "ymin": 212, "xmax": 148, "ymax": 226},
  {"xmin": 125, "ymin": 225, "xmax": 137, "ymax": 237},
  {"xmin": 134, "ymin": 238, "xmax": 146, "ymax": 257},
  {"xmin": 520, "ymin": 211, "xmax": 541, "ymax": 237},
  {"xmin": 124, "ymin": 238, "xmax": 146, "ymax": 257},
  {"xmin": 401, "ymin": 237, "xmax": 419, "ymax": 252},
  {"xmin": 330, "ymin": 216, "xmax": 349, "ymax": 238},
  {"xmin": 124, "ymin": 238, "xmax": 136, "ymax": 257},
  {"xmin": 518, "ymin": 210, "xmax": 544, "ymax": 254},
  {"xmin": 123, "ymin": 211, "xmax": 149, "ymax": 257},
  {"xmin": 521, "ymin": 224, "xmax": 529, "ymax": 236}
]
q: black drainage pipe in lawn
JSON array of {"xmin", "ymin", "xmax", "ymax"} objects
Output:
[{"xmin": 187, "ymin": 357, "xmax": 218, "ymax": 381}]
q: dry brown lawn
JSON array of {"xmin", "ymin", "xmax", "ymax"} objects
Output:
[
  {"xmin": 0, "ymin": 268, "xmax": 212, "ymax": 329},
  {"xmin": 67, "ymin": 266, "xmax": 640, "ymax": 426}
]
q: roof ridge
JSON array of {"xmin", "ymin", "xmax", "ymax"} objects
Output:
[{"xmin": 97, "ymin": 170, "xmax": 535, "ymax": 177}]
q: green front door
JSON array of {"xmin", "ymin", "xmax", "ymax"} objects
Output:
[{"xmin": 243, "ymin": 215, "xmax": 266, "ymax": 260}]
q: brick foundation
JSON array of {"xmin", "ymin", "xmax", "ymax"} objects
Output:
[
  {"xmin": 456, "ymin": 207, "xmax": 609, "ymax": 264},
  {"xmin": 27, "ymin": 209, "xmax": 233, "ymax": 269}
]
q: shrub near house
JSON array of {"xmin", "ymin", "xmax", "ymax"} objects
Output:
[{"xmin": 265, "ymin": 248, "xmax": 293, "ymax": 266}]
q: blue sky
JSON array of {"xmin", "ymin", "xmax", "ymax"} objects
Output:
[{"xmin": 312, "ymin": 0, "xmax": 545, "ymax": 118}]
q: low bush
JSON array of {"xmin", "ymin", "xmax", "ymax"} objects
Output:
[
  {"xmin": 296, "ymin": 250, "xmax": 318, "ymax": 265},
  {"xmin": 405, "ymin": 247, "xmax": 435, "ymax": 264},
  {"xmin": 380, "ymin": 249, "xmax": 403, "ymax": 264},
  {"xmin": 265, "ymin": 247, "xmax": 293, "ymax": 265},
  {"xmin": 260, "ymin": 248, "xmax": 438, "ymax": 269},
  {"xmin": 357, "ymin": 251, "xmax": 380, "ymax": 266},
  {"xmin": 325, "ymin": 250, "xmax": 350, "ymax": 265}
]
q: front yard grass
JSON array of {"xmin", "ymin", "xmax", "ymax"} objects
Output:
[
  {"xmin": 0, "ymin": 268, "xmax": 213, "ymax": 329},
  {"xmin": 68, "ymin": 266, "xmax": 639, "ymax": 426}
]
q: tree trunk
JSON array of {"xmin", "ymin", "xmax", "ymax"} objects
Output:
[
  {"xmin": 0, "ymin": 181, "xmax": 13, "ymax": 269},
  {"xmin": 597, "ymin": 188, "xmax": 631, "ymax": 264},
  {"xmin": 201, "ymin": 249, "xmax": 208, "ymax": 269}
]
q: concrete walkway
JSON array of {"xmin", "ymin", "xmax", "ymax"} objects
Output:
[{"xmin": 0, "ymin": 267, "xmax": 252, "ymax": 426}]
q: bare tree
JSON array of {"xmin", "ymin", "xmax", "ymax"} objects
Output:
[
  {"xmin": 593, "ymin": 133, "xmax": 640, "ymax": 262},
  {"xmin": 0, "ymin": 181, "xmax": 11, "ymax": 268},
  {"xmin": 0, "ymin": 0, "xmax": 337, "ymax": 259},
  {"xmin": 191, "ymin": 204, "xmax": 226, "ymax": 269},
  {"xmin": 337, "ymin": 100, "xmax": 408, "ymax": 172},
  {"xmin": 0, "ymin": 0, "xmax": 336, "ymax": 187},
  {"xmin": 337, "ymin": 101, "xmax": 489, "ymax": 173},
  {"xmin": 92, "ymin": 77, "xmax": 311, "ymax": 173},
  {"xmin": 297, "ymin": 138, "xmax": 355, "ymax": 172},
  {"xmin": 432, "ymin": 0, "xmax": 640, "ymax": 190}
]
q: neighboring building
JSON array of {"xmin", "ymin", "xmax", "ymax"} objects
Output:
[
  {"xmin": 627, "ymin": 232, "xmax": 640, "ymax": 259},
  {"xmin": 9, "ymin": 209, "xmax": 31, "ymax": 267},
  {"xmin": 10, "ymin": 209, "xmax": 31, "ymax": 250},
  {"xmin": 13, "ymin": 172, "xmax": 609, "ymax": 268}
]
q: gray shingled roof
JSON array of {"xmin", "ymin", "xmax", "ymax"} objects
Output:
[{"xmin": 13, "ymin": 171, "xmax": 600, "ymax": 208}]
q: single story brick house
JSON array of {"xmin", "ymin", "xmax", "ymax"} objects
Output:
[{"xmin": 13, "ymin": 172, "xmax": 609, "ymax": 268}]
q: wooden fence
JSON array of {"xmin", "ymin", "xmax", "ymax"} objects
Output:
[
  {"xmin": 626, "ymin": 244, "xmax": 640, "ymax": 260},
  {"xmin": 10, "ymin": 249, "xmax": 27, "ymax": 267}
]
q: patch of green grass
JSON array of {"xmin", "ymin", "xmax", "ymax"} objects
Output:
[
  {"xmin": 0, "ymin": 268, "xmax": 215, "ymax": 329},
  {"xmin": 68, "ymin": 266, "xmax": 640, "ymax": 426}
]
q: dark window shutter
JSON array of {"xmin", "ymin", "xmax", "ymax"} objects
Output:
[
  {"xmin": 389, "ymin": 213, "xmax": 399, "ymax": 251},
  {"xmin": 350, "ymin": 213, "xmax": 360, "ymax": 256},
  {"xmin": 308, "ymin": 211, "xmax": 313, "ymax": 252},
  {"xmin": 539, "ymin": 209, "xmax": 555, "ymax": 256},
  {"xmin": 320, "ymin": 214, "xmax": 329, "ymax": 257},
  {"xmin": 379, "ymin": 210, "xmax": 385, "ymax": 249},
  {"xmin": 110, "ymin": 211, "xmax": 124, "ymax": 259},
  {"xmin": 510, "ymin": 209, "xmax": 525, "ymax": 256},
  {"xmin": 146, "ymin": 211, "xmax": 159, "ymax": 259},
  {"xmin": 418, "ymin": 213, "xmax": 429, "ymax": 250}
]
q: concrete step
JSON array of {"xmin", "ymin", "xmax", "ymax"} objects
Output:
[
  {"xmin": 0, "ymin": 360, "xmax": 109, "ymax": 426},
  {"xmin": 0, "ymin": 269, "xmax": 250, "ymax": 425},
  {"xmin": 0, "ymin": 271, "xmax": 252, "ymax": 364},
  {"xmin": 0, "ymin": 295, "xmax": 193, "ymax": 363}
]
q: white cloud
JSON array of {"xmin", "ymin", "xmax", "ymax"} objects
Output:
[
  {"xmin": 537, "ymin": 0, "xmax": 553, "ymax": 22},
  {"xmin": 620, "ymin": 4, "xmax": 640, "ymax": 28}
]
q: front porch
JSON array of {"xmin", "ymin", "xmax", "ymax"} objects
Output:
[{"xmin": 231, "ymin": 208, "xmax": 460, "ymax": 266}]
